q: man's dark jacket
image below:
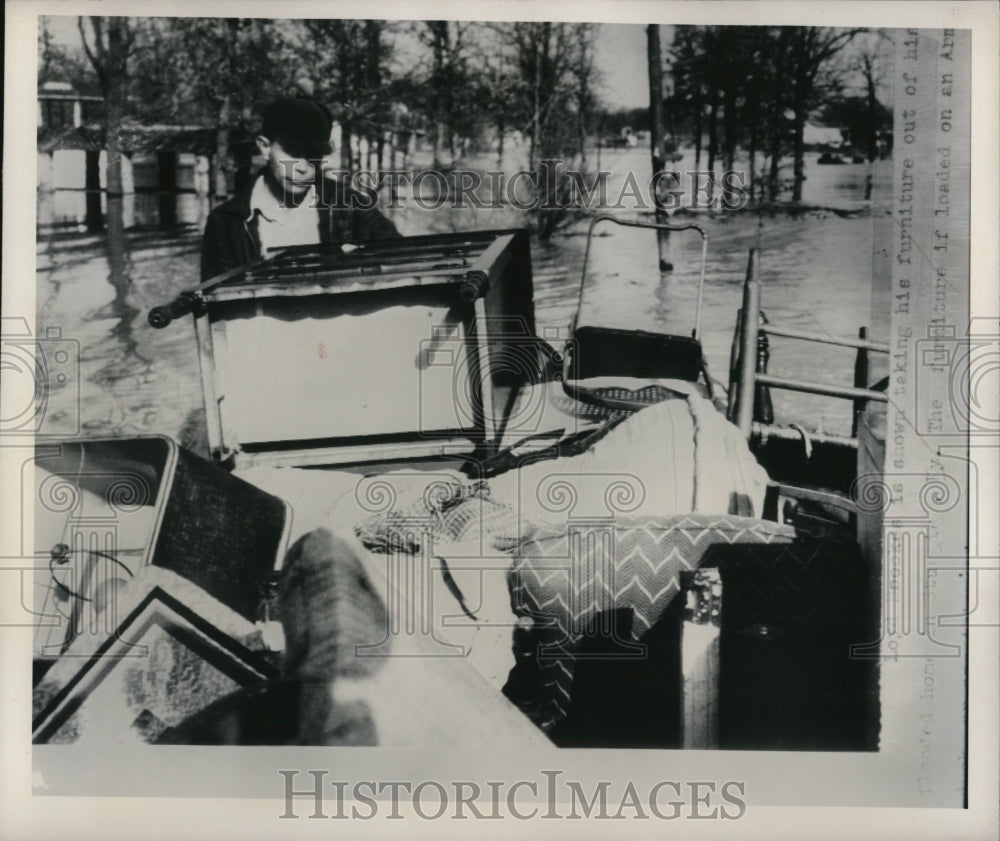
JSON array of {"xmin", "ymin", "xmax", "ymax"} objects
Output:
[{"xmin": 200, "ymin": 172, "xmax": 401, "ymax": 280}]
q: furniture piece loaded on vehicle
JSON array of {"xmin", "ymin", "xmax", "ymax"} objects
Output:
[{"xmin": 32, "ymin": 222, "xmax": 884, "ymax": 750}]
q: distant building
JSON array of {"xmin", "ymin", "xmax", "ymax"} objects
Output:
[
  {"xmin": 37, "ymin": 81, "xmax": 217, "ymax": 199},
  {"xmin": 803, "ymin": 124, "xmax": 846, "ymax": 149},
  {"xmin": 37, "ymin": 80, "xmax": 103, "ymax": 132}
]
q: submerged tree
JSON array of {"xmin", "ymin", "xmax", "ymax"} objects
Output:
[
  {"xmin": 299, "ymin": 19, "xmax": 396, "ymax": 173},
  {"xmin": 494, "ymin": 21, "xmax": 601, "ymax": 238},
  {"xmin": 847, "ymin": 29, "xmax": 893, "ymax": 163},
  {"xmin": 479, "ymin": 47, "xmax": 519, "ymax": 165},
  {"xmin": 783, "ymin": 26, "xmax": 862, "ymax": 201},
  {"xmin": 78, "ymin": 15, "xmax": 135, "ymax": 313},
  {"xmin": 668, "ymin": 25, "xmax": 862, "ymax": 204},
  {"xmin": 417, "ymin": 21, "xmax": 482, "ymax": 166}
]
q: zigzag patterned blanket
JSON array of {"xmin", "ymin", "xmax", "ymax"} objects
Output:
[{"xmin": 508, "ymin": 514, "xmax": 798, "ymax": 732}]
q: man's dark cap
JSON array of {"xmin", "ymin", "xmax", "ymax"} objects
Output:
[{"xmin": 260, "ymin": 97, "xmax": 333, "ymax": 159}]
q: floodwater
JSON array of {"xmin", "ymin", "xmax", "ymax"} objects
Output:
[{"xmin": 32, "ymin": 148, "xmax": 890, "ymax": 446}]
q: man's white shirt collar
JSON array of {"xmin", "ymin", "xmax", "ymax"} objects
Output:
[{"xmin": 247, "ymin": 175, "xmax": 317, "ymax": 223}]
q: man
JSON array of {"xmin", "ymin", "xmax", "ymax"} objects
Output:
[{"xmin": 200, "ymin": 97, "xmax": 400, "ymax": 280}]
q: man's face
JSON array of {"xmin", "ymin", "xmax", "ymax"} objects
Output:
[{"xmin": 256, "ymin": 136, "xmax": 318, "ymax": 202}]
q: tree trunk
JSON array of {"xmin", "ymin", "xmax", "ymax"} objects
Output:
[
  {"xmin": 430, "ymin": 22, "xmax": 448, "ymax": 168},
  {"xmin": 214, "ymin": 97, "xmax": 231, "ymax": 201},
  {"xmin": 387, "ymin": 133, "xmax": 398, "ymax": 204},
  {"xmin": 706, "ymin": 93, "xmax": 719, "ymax": 202},
  {"xmin": 78, "ymin": 16, "xmax": 136, "ymax": 312},
  {"xmin": 722, "ymin": 85, "xmax": 737, "ymax": 172},
  {"xmin": 768, "ymin": 157, "xmax": 778, "ymax": 202},
  {"xmin": 647, "ymin": 24, "xmax": 672, "ymax": 270},
  {"xmin": 791, "ymin": 109, "xmax": 806, "ymax": 202},
  {"xmin": 530, "ymin": 32, "xmax": 541, "ymax": 173},
  {"xmin": 340, "ymin": 123, "xmax": 353, "ymax": 172},
  {"xmin": 103, "ymin": 21, "xmax": 132, "ymax": 313},
  {"xmin": 865, "ymin": 71, "xmax": 879, "ymax": 162},
  {"xmin": 767, "ymin": 102, "xmax": 783, "ymax": 203},
  {"xmin": 768, "ymin": 147, "xmax": 780, "ymax": 202},
  {"xmin": 433, "ymin": 122, "xmax": 445, "ymax": 168},
  {"xmin": 746, "ymin": 89, "xmax": 759, "ymax": 204},
  {"xmin": 539, "ymin": 23, "xmax": 551, "ymax": 158},
  {"xmin": 693, "ymin": 102, "xmax": 703, "ymax": 168},
  {"xmin": 577, "ymin": 34, "xmax": 590, "ymax": 169}
]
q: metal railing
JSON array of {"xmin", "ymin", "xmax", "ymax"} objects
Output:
[{"xmin": 728, "ymin": 249, "xmax": 890, "ymax": 439}]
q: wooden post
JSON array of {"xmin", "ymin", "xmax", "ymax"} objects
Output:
[
  {"xmin": 726, "ymin": 309, "xmax": 742, "ymax": 422},
  {"xmin": 84, "ymin": 149, "xmax": 103, "ymax": 233},
  {"xmin": 157, "ymin": 150, "xmax": 178, "ymax": 231},
  {"xmin": 647, "ymin": 24, "xmax": 672, "ymax": 271},
  {"xmin": 735, "ymin": 250, "xmax": 761, "ymax": 437},
  {"xmin": 753, "ymin": 325, "xmax": 774, "ymax": 424},
  {"xmin": 852, "ymin": 326, "xmax": 870, "ymax": 437}
]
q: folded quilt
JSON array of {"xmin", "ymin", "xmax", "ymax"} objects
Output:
[{"xmin": 354, "ymin": 393, "xmax": 770, "ymax": 556}]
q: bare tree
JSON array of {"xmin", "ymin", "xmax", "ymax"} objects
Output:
[
  {"xmin": 497, "ymin": 22, "xmax": 600, "ymax": 238},
  {"xmin": 851, "ymin": 29, "xmax": 892, "ymax": 163},
  {"xmin": 300, "ymin": 19, "xmax": 395, "ymax": 173},
  {"xmin": 480, "ymin": 47, "xmax": 517, "ymax": 165},
  {"xmin": 416, "ymin": 21, "xmax": 483, "ymax": 166},
  {"xmin": 669, "ymin": 26, "xmax": 709, "ymax": 168},
  {"xmin": 669, "ymin": 26, "xmax": 860, "ymax": 204},
  {"xmin": 783, "ymin": 26, "xmax": 862, "ymax": 201},
  {"xmin": 573, "ymin": 23, "xmax": 599, "ymax": 170}
]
